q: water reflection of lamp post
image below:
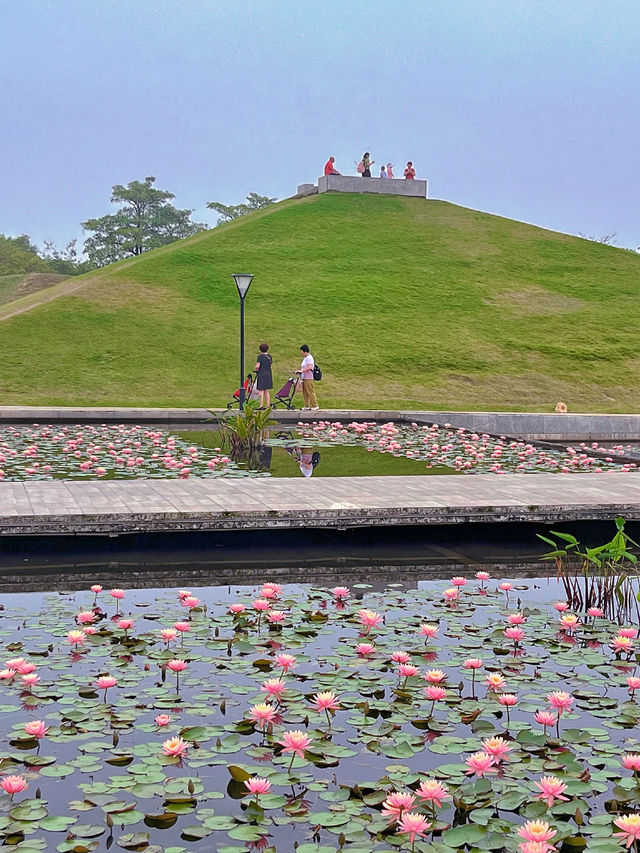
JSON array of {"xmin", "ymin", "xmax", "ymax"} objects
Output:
[{"xmin": 231, "ymin": 274, "xmax": 254, "ymax": 411}]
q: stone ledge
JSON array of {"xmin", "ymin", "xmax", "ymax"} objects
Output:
[{"xmin": 317, "ymin": 174, "xmax": 428, "ymax": 198}]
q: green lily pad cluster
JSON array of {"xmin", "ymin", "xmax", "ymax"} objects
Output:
[{"xmin": 0, "ymin": 576, "xmax": 638, "ymax": 851}]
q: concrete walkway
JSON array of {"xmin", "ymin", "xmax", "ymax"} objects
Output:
[{"xmin": 1, "ymin": 472, "xmax": 640, "ymax": 536}]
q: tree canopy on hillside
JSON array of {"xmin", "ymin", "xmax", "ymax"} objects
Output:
[
  {"xmin": 206, "ymin": 192, "xmax": 277, "ymax": 224},
  {"xmin": 0, "ymin": 234, "xmax": 51, "ymax": 276},
  {"xmin": 82, "ymin": 176, "xmax": 207, "ymax": 266}
]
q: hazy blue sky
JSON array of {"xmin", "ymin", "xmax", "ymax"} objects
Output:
[{"xmin": 2, "ymin": 0, "xmax": 639, "ymax": 249}]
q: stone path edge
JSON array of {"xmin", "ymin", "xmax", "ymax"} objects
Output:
[{"xmin": 0, "ymin": 407, "xmax": 639, "ymax": 440}]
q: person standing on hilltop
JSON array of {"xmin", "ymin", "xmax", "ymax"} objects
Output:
[
  {"xmin": 296, "ymin": 345, "xmax": 319, "ymax": 410},
  {"xmin": 387, "ymin": 163, "xmax": 394, "ymax": 178},
  {"xmin": 404, "ymin": 161, "xmax": 416, "ymax": 180},
  {"xmin": 361, "ymin": 152, "xmax": 374, "ymax": 177},
  {"xmin": 324, "ymin": 156, "xmax": 340, "ymax": 176},
  {"xmin": 379, "ymin": 165, "xmax": 387, "ymax": 179}
]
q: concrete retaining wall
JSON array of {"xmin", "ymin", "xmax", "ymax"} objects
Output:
[{"xmin": 317, "ymin": 174, "xmax": 428, "ymax": 198}]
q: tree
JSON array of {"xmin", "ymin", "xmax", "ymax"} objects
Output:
[
  {"xmin": 206, "ymin": 192, "xmax": 277, "ymax": 225},
  {"xmin": 0, "ymin": 234, "xmax": 50, "ymax": 275},
  {"xmin": 40, "ymin": 239, "xmax": 95, "ymax": 276},
  {"xmin": 578, "ymin": 232, "xmax": 617, "ymax": 245},
  {"xmin": 82, "ymin": 176, "xmax": 207, "ymax": 266}
]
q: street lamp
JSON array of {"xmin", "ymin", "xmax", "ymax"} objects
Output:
[{"xmin": 231, "ymin": 273, "xmax": 254, "ymax": 411}]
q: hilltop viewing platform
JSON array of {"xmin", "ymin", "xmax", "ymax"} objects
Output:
[{"xmin": 298, "ymin": 174, "xmax": 428, "ymax": 198}]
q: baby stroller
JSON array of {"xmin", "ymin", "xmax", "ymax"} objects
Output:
[
  {"xmin": 272, "ymin": 375, "xmax": 300, "ymax": 410},
  {"xmin": 226, "ymin": 373, "xmax": 256, "ymax": 409}
]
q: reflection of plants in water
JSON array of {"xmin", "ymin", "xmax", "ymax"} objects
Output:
[
  {"xmin": 218, "ymin": 402, "xmax": 276, "ymax": 456},
  {"xmin": 539, "ymin": 517, "xmax": 640, "ymax": 621}
]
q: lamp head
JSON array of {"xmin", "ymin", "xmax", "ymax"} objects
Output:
[{"xmin": 232, "ymin": 273, "xmax": 254, "ymax": 297}]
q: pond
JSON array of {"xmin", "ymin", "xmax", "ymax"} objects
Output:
[
  {"xmin": 0, "ymin": 572, "xmax": 638, "ymax": 852},
  {"xmin": 0, "ymin": 422, "xmax": 637, "ymax": 481}
]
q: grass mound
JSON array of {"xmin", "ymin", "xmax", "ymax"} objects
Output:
[{"xmin": 1, "ymin": 193, "xmax": 639, "ymax": 411}]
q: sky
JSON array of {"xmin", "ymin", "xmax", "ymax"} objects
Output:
[{"xmin": 1, "ymin": 0, "xmax": 639, "ymax": 250}]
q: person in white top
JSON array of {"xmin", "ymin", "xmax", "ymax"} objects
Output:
[{"xmin": 296, "ymin": 344, "xmax": 319, "ymax": 410}]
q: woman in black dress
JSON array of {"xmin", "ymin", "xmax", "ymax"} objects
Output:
[{"xmin": 255, "ymin": 342, "xmax": 273, "ymax": 408}]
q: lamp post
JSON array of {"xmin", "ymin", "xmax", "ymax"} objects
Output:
[{"xmin": 231, "ymin": 274, "xmax": 254, "ymax": 411}]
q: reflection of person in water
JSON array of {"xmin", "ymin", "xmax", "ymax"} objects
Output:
[
  {"xmin": 286, "ymin": 445, "xmax": 321, "ymax": 477},
  {"xmin": 259, "ymin": 443, "xmax": 273, "ymax": 470}
]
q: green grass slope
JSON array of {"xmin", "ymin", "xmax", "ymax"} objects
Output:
[{"xmin": 1, "ymin": 193, "xmax": 639, "ymax": 411}]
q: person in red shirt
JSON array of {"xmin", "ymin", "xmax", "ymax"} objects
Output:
[
  {"xmin": 404, "ymin": 161, "xmax": 416, "ymax": 180},
  {"xmin": 324, "ymin": 156, "xmax": 340, "ymax": 176}
]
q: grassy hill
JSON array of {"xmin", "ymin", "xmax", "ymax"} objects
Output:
[
  {"xmin": 0, "ymin": 272, "xmax": 68, "ymax": 307},
  {"xmin": 1, "ymin": 193, "xmax": 639, "ymax": 412}
]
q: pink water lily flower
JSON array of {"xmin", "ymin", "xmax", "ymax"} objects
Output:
[
  {"xmin": 451, "ymin": 576, "xmax": 467, "ymax": 586},
  {"xmin": 424, "ymin": 685, "xmax": 447, "ymax": 701},
  {"xmin": 67, "ymin": 630, "xmax": 85, "ymax": 647},
  {"xmin": 534, "ymin": 776, "xmax": 569, "ymax": 808},
  {"xmin": 275, "ymin": 653, "xmax": 296, "ymax": 673},
  {"xmin": 181, "ymin": 596, "xmax": 200, "ymax": 609},
  {"xmin": 498, "ymin": 693, "xmax": 518, "ymax": 707},
  {"xmin": 587, "ymin": 606, "xmax": 604, "ymax": 617},
  {"xmin": 476, "ymin": 571, "xmax": 491, "ymax": 582},
  {"xmin": 90, "ymin": 584, "xmax": 102, "ymax": 594},
  {"xmin": 95, "ymin": 675, "xmax": 117, "ymax": 690},
  {"xmin": 619, "ymin": 628, "xmax": 638, "ymax": 639},
  {"xmin": 547, "ymin": 691, "xmax": 573, "ymax": 713},
  {"xmin": 507, "ymin": 612, "xmax": 525, "ymax": 624},
  {"xmin": 481, "ymin": 736, "xmax": 512, "ymax": 762},
  {"xmin": 154, "ymin": 714, "xmax": 171, "ymax": 726},
  {"xmin": 381, "ymin": 790, "xmax": 416, "ymax": 822},
  {"xmin": 535, "ymin": 709, "xmax": 557, "ymax": 731},
  {"xmin": 424, "ymin": 669, "xmax": 446, "ymax": 683},
  {"xmin": 499, "ymin": 582, "xmax": 513, "ymax": 592},
  {"xmin": 244, "ymin": 776, "xmax": 272, "ymax": 795},
  {"xmin": 5, "ymin": 658, "xmax": 24, "ymax": 670},
  {"xmin": 110, "ymin": 588, "xmax": 125, "ymax": 599},
  {"xmin": 614, "ymin": 814, "xmax": 640, "ymax": 848},
  {"xmin": 464, "ymin": 658, "xmax": 483, "ymax": 669},
  {"xmin": 278, "ymin": 730, "xmax": 311, "ymax": 771},
  {"xmin": 485, "ymin": 672, "xmax": 506, "ymax": 691},
  {"xmin": 21, "ymin": 673, "xmax": 40, "ymax": 688},
  {"xmin": 116, "ymin": 618, "xmax": 134, "ymax": 632},
  {"xmin": 559, "ymin": 613, "xmax": 580, "ymax": 631},
  {"xmin": 249, "ymin": 703, "xmax": 277, "ymax": 729},
  {"xmin": 358, "ymin": 608, "xmax": 384, "ymax": 631},
  {"xmin": 162, "ymin": 736, "xmax": 188, "ymax": 757},
  {"xmin": 465, "ymin": 752, "xmax": 496, "ymax": 776},
  {"xmin": 261, "ymin": 678, "xmax": 287, "ymax": 700},
  {"xmin": 331, "ymin": 586, "xmax": 350, "ymax": 599},
  {"xmin": 553, "ymin": 601, "xmax": 569, "ymax": 612},
  {"xmin": 252, "ymin": 598, "xmax": 271, "ymax": 611},
  {"xmin": 174, "ymin": 621, "xmax": 190, "ymax": 633},
  {"xmin": 627, "ymin": 676, "xmax": 640, "ymax": 697},
  {"xmin": 0, "ymin": 669, "xmax": 16, "ymax": 680},
  {"xmin": 160, "ymin": 628, "xmax": 178, "ymax": 645},
  {"xmin": 311, "ymin": 691, "xmax": 340, "ymax": 712},
  {"xmin": 228, "ymin": 603, "xmax": 246, "ymax": 614},
  {"xmin": 443, "ymin": 587, "xmax": 459, "ymax": 601},
  {"xmin": 419, "ymin": 623, "xmax": 438, "ymax": 639},
  {"xmin": 621, "ymin": 754, "xmax": 640, "ymax": 772},
  {"xmin": 517, "ymin": 820, "xmax": 557, "ymax": 845},
  {"xmin": 504, "ymin": 627, "xmax": 525, "ymax": 643},
  {"xmin": 17, "ymin": 662, "xmax": 37, "ymax": 675},
  {"xmin": 612, "ymin": 635, "xmax": 635, "ymax": 654},
  {"xmin": 261, "ymin": 582, "xmax": 282, "ymax": 596},
  {"xmin": 24, "ymin": 720, "xmax": 48, "ymax": 738},
  {"xmin": 267, "ymin": 610, "xmax": 286, "ymax": 623},
  {"xmin": 415, "ymin": 778, "xmax": 450, "ymax": 808},
  {"xmin": 166, "ymin": 659, "xmax": 187, "ymax": 672},
  {"xmin": 0, "ymin": 775, "xmax": 28, "ymax": 797},
  {"xmin": 398, "ymin": 663, "xmax": 420, "ymax": 679},
  {"xmin": 397, "ymin": 811, "xmax": 430, "ymax": 844},
  {"xmin": 519, "ymin": 842, "xmax": 556, "ymax": 853},
  {"xmin": 356, "ymin": 642, "xmax": 375, "ymax": 656},
  {"xmin": 76, "ymin": 611, "xmax": 96, "ymax": 624},
  {"xmin": 390, "ymin": 651, "xmax": 411, "ymax": 664}
]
